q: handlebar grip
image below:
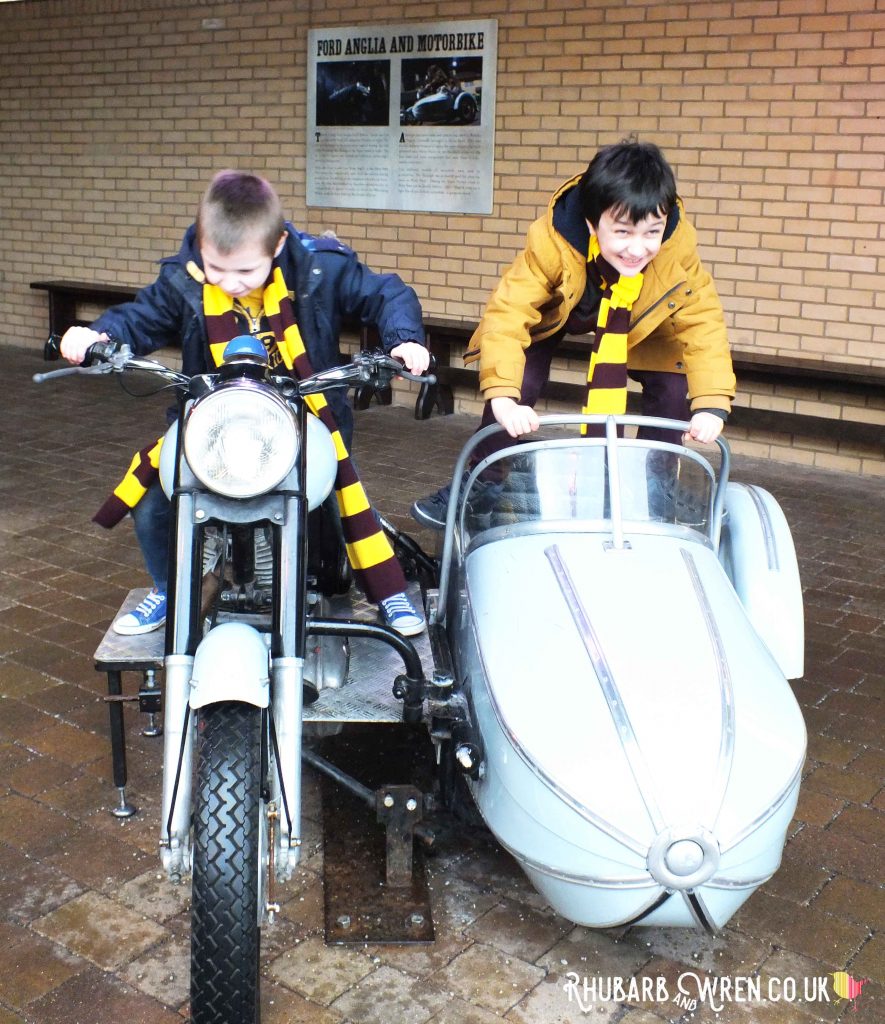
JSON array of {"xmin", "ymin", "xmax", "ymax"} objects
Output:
[
  {"xmin": 82, "ymin": 340, "xmax": 120, "ymax": 366},
  {"xmin": 43, "ymin": 335, "xmax": 62, "ymax": 362}
]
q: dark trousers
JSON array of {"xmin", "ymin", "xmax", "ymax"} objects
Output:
[{"xmin": 473, "ymin": 332, "xmax": 691, "ymax": 465}]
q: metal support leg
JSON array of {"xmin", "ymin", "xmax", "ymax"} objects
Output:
[
  {"xmin": 141, "ymin": 668, "xmax": 163, "ymax": 737},
  {"xmin": 105, "ymin": 669, "xmax": 137, "ymax": 818},
  {"xmin": 375, "ymin": 784, "xmax": 424, "ymax": 888}
]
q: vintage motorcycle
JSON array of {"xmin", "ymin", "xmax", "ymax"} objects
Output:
[
  {"xmin": 423, "ymin": 415, "xmax": 807, "ymax": 931},
  {"xmin": 400, "ymin": 83, "xmax": 479, "ymax": 125},
  {"xmin": 35, "ymin": 337, "xmax": 437, "ymax": 1024},
  {"xmin": 35, "ymin": 333, "xmax": 808, "ymax": 1017}
]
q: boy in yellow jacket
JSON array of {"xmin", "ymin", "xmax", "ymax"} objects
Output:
[{"xmin": 412, "ymin": 138, "xmax": 736, "ymax": 528}]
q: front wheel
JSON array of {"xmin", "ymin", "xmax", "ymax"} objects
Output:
[
  {"xmin": 191, "ymin": 702, "xmax": 263, "ymax": 1024},
  {"xmin": 456, "ymin": 94, "xmax": 477, "ymax": 124}
]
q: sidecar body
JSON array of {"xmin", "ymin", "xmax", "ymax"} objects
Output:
[{"xmin": 433, "ymin": 417, "xmax": 806, "ymax": 931}]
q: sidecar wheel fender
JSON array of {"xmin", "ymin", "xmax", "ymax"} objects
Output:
[
  {"xmin": 190, "ymin": 622, "xmax": 270, "ymax": 709},
  {"xmin": 719, "ymin": 482, "xmax": 804, "ymax": 679}
]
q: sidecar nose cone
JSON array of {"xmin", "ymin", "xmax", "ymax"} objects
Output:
[
  {"xmin": 647, "ymin": 826, "xmax": 720, "ymax": 890},
  {"xmin": 665, "ymin": 839, "xmax": 705, "ymax": 876}
]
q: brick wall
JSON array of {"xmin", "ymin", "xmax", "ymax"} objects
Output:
[{"xmin": 1, "ymin": 0, "xmax": 883, "ymax": 472}]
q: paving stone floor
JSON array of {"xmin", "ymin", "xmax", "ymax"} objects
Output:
[{"xmin": 0, "ymin": 344, "xmax": 882, "ymax": 1024}]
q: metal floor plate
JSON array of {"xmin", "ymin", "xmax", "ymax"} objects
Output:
[
  {"xmin": 307, "ymin": 585, "xmax": 433, "ymax": 724},
  {"xmin": 93, "ymin": 586, "xmax": 433, "ymax": 724}
]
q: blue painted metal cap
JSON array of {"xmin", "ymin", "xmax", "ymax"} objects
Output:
[{"xmin": 223, "ymin": 335, "xmax": 268, "ymax": 364}]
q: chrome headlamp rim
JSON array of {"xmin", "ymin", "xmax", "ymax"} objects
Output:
[{"xmin": 183, "ymin": 379, "xmax": 300, "ymax": 498}]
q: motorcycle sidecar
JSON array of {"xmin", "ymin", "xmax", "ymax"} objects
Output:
[{"xmin": 432, "ymin": 417, "xmax": 807, "ymax": 932}]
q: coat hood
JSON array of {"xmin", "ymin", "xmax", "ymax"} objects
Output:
[{"xmin": 550, "ymin": 174, "xmax": 682, "ymax": 259}]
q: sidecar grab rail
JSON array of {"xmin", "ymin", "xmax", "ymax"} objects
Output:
[{"xmin": 435, "ymin": 414, "xmax": 730, "ymax": 627}]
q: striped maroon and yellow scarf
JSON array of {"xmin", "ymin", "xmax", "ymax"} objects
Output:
[
  {"xmin": 95, "ymin": 265, "xmax": 407, "ymax": 604},
  {"xmin": 581, "ymin": 235, "xmax": 644, "ymax": 433},
  {"xmin": 93, "ymin": 439, "xmax": 164, "ymax": 528},
  {"xmin": 203, "ymin": 267, "xmax": 406, "ymax": 603}
]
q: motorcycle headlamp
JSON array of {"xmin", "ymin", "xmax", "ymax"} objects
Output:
[{"xmin": 183, "ymin": 382, "xmax": 299, "ymax": 498}]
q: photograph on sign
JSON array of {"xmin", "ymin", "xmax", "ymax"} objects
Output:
[{"xmin": 307, "ymin": 20, "xmax": 497, "ymax": 214}]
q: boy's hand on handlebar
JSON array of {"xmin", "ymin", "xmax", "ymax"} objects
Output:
[
  {"xmin": 60, "ymin": 327, "xmax": 108, "ymax": 365},
  {"xmin": 491, "ymin": 396, "xmax": 540, "ymax": 438},
  {"xmin": 684, "ymin": 412, "xmax": 724, "ymax": 445},
  {"xmin": 389, "ymin": 341, "xmax": 430, "ymax": 375}
]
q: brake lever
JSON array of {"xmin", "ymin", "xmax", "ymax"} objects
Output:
[
  {"xmin": 33, "ymin": 361, "xmax": 118, "ymax": 384},
  {"xmin": 367, "ymin": 352, "xmax": 436, "ymax": 385},
  {"xmin": 33, "ymin": 342, "xmax": 133, "ymax": 384},
  {"xmin": 393, "ymin": 364, "xmax": 436, "ymax": 385}
]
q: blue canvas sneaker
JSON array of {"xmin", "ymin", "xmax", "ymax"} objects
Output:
[
  {"xmin": 114, "ymin": 589, "xmax": 167, "ymax": 636},
  {"xmin": 378, "ymin": 591, "xmax": 426, "ymax": 637}
]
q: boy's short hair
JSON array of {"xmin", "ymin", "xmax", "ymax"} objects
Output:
[
  {"xmin": 196, "ymin": 170, "xmax": 285, "ymax": 256},
  {"xmin": 578, "ymin": 139, "xmax": 677, "ymax": 227}
]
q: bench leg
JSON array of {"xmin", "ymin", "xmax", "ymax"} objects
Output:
[
  {"xmin": 414, "ymin": 381, "xmax": 454, "ymax": 419},
  {"xmin": 46, "ymin": 292, "xmax": 78, "ymax": 337},
  {"xmin": 353, "ymin": 384, "xmax": 374, "ymax": 410},
  {"xmin": 354, "ymin": 383, "xmax": 392, "ymax": 410},
  {"xmin": 106, "ymin": 670, "xmax": 137, "ymax": 818}
]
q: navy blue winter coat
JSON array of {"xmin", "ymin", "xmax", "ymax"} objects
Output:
[{"xmin": 93, "ymin": 223, "xmax": 426, "ymax": 440}]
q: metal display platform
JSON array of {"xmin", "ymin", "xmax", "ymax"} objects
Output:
[
  {"xmin": 94, "ymin": 586, "xmax": 433, "ymax": 720},
  {"xmin": 94, "ymin": 589, "xmax": 164, "ymax": 817},
  {"xmin": 309, "ymin": 587, "xmax": 433, "ymax": 724},
  {"xmin": 94, "ymin": 587, "xmax": 165, "ymax": 668},
  {"xmin": 93, "ymin": 584, "xmax": 434, "ymax": 812}
]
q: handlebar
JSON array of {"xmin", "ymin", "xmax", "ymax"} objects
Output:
[
  {"xmin": 33, "ymin": 336, "xmax": 436, "ymax": 397},
  {"xmin": 291, "ymin": 350, "xmax": 436, "ymax": 395},
  {"xmin": 41, "ymin": 333, "xmax": 118, "ymax": 366}
]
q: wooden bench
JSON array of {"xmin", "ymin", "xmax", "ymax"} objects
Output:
[
  {"xmin": 31, "ymin": 279, "xmax": 140, "ymax": 337},
  {"xmin": 415, "ymin": 315, "xmax": 885, "ymax": 446}
]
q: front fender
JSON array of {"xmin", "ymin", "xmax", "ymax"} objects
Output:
[{"xmin": 190, "ymin": 622, "xmax": 270, "ymax": 709}]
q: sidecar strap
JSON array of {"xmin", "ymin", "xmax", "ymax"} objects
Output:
[
  {"xmin": 685, "ymin": 890, "xmax": 718, "ymax": 934},
  {"xmin": 617, "ymin": 890, "xmax": 674, "ymax": 927}
]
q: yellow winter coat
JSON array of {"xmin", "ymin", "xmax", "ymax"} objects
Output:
[{"xmin": 467, "ymin": 175, "xmax": 736, "ymax": 414}]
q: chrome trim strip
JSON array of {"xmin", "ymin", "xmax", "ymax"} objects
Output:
[
  {"xmin": 703, "ymin": 872, "xmax": 776, "ymax": 889},
  {"xmin": 717, "ymin": 759, "xmax": 804, "ymax": 854},
  {"xmin": 493, "ymin": 833, "xmax": 656, "ymax": 889},
  {"xmin": 604, "ymin": 416, "xmax": 626, "ymax": 550},
  {"xmin": 681, "ymin": 548, "xmax": 736, "ymax": 830},
  {"xmin": 743, "ymin": 483, "xmax": 779, "ymax": 571},
  {"xmin": 467, "ymin": 579, "xmax": 650, "ymax": 858},
  {"xmin": 545, "ymin": 543, "xmax": 667, "ymax": 834},
  {"xmin": 465, "ymin": 518, "xmax": 713, "ymax": 557},
  {"xmin": 619, "ymin": 891, "xmax": 676, "ymax": 927}
]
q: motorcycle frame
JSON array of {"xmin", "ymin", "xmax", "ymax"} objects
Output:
[{"xmin": 158, "ymin": 383, "xmax": 311, "ymax": 884}]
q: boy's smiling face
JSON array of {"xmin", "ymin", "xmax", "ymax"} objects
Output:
[
  {"xmin": 589, "ymin": 207, "xmax": 666, "ymax": 277},
  {"xmin": 201, "ymin": 232, "xmax": 286, "ymax": 297}
]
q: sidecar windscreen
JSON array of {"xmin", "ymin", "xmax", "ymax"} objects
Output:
[{"xmin": 462, "ymin": 440, "xmax": 714, "ymax": 542}]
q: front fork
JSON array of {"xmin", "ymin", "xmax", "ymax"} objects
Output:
[
  {"xmin": 158, "ymin": 653, "xmax": 304, "ymax": 884},
  {"xmin": 158, "ymin": 490, "xmax": 307, "ymax": 884},
  {"xmin": 159, "ymin": 654, "xmax": 195, "ymax": 879}
]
